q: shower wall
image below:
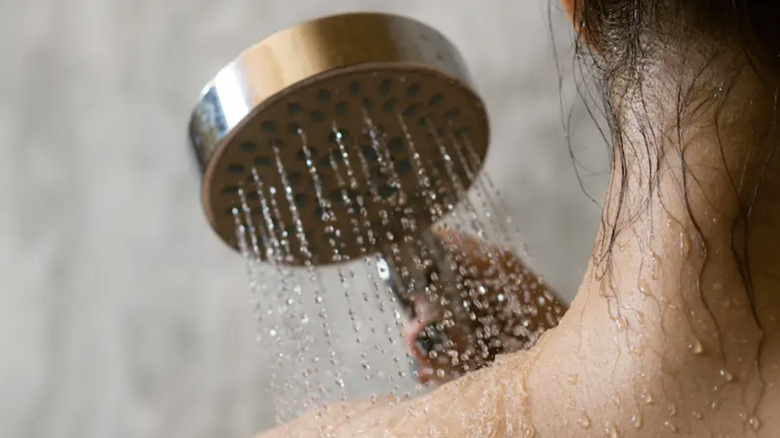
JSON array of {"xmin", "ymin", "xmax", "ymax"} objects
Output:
[{"xmin": 0, "ymin": 1, "xmax": 607, "ymax": 437}]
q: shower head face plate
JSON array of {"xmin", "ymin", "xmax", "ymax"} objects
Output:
[{"xmin": 189, "ymin": 13, "xmax": 489, "ymax": 265}]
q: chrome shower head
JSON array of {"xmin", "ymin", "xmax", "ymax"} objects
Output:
[{"xmin": 189, "ymin": 13, "xmax": 489, "ymax": 265}]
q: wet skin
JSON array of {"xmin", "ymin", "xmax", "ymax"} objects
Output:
[
  {"xmin": 257, "ymin": 51, "xmax": 780, "ymax": 437},
  {"xmin": 402, "ymin": 230, "xmax": 566, "ymax": 386}
]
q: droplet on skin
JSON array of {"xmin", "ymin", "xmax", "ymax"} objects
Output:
[
  {"xmin": 568, "ymin": 374, "xmax": 579, "ymax": 385},
  {"xmin": 689, "ymin": 338, "xmax": 704, "ymax": 355},
  {"xmin": 642, "ymin": 389, "xmax": 654, "ymax": 405},
  {"xmin": 605, "ymin": 421, "xmax": 619, "ymax": 438},
  {"xmin": 614, "ymin": 317, "xmax": 627, "ymax": 331},
  {"xmin": 710, "ymin": 400, "xmax": 720, "ymax": 410},
  {"xmin": 638, "ymin": 278, "xmax": 652, "ymax": 296},
  {"xmin": 631, "ymin": 413, "xmax": 643, "ymax": 429},
  {"xmin": 749, "ymin": 416, "xmax": 761, "ymax": 430},
  {"xmin": 692, "ymin": 411, "xmax": 703, "ymax": 420},
  {"xmin": 720, "ymin": 369, "xmax": 734, "ymax": 382},
  {"xmin": 664, "ymin": 420, "xmax": 678, "ymax": 432},
  {"xmin": 651, "ymin": 252, "xmax": 662, "ymax": 279},
  {"xmin": 578, "ymin": 413, "xmax": 591, "ymax": 429}
]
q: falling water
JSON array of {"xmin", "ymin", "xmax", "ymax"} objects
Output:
[{"xmin": 228, "ymin": 105, "xmax": 544, "ymax": 425}]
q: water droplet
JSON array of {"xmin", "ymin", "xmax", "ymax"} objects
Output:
[
  {"xmin": 689, "ymin": 338, "xmax": 704, "ymax": 355},
  {"xmin": 651, "ymin": 252, "xmax": 662, "ymax": 279},
  {"xmin": 668, "ymin": 403, "xmax": 677, "ymax": 416},
  {"xmin": 641, "ymin": 389, "xmax": 654, "ymax": 405},
  {"xmin": 749, "ymin": 416, "xmax": 761, "ymax": 430},
  {"xmin": 269, "ymin": 329, "xmax": 277, "ymax": 337},
  {"xmin": 578, "ymin": 413, "xmax": 591, "ymax": 429},
  {"xmin": 631, "ymin": 413, "xmax": 643, "ymax": 429},
  {"xmin": 710, "ymin": 400, "xmax": 720, "ymax": 410},
  {"xmin": 720, "ymin": 368, "xmax": 734, "ymax": 382},
  {"xmin": 436, "ymin": 369, "xmax": 445, "ymax": 378},
  {"xmin": 692, "ymin": 411, "xmax": 703, "ymax": 420},
  {"xmin": 638, "ymin": 278, "xmax": 652, "ymax": 296},
  {"xmin": 605, "ymin": 421, "xmax": 619, "ymax": 437},
  {"xmin": 567, "ymin": 374, "xmax": 579, "ymax": 385},
  {"xmin": 614, "ymin": 316, "xmax": 627, "ymax": 331},
  {"xmin": 664, "ymin": 420, "xmax": 678, "ymax": 433}
]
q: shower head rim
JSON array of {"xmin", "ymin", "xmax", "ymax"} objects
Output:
[{"xmin": 188, "ymin": 12, "xmax": 479, "ymax": 172}]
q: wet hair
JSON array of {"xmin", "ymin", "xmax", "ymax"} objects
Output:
[
  {"xmin": 560, "ymin": 1, "xmax": 780, "ymax": 343},
  {"xmin": 574, "ymin": 1, "xmax": 780, "ymax": 76},
  {"xmin": 563, "ymin": 1, "xmax": 780, "ymax": 265}
]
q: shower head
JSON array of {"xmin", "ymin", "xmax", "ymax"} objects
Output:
[{"xmin": 189, "ymin": 13, "xmax": 489, "ymax": 265}]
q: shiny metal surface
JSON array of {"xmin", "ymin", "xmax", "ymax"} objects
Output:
[
  {"xmin": 189, "ymin": 13, "xmax": 477, "ymax": 171},
  {"xmin": 188, "ymin": 13, "xmax": 490, "ymax": 264}
]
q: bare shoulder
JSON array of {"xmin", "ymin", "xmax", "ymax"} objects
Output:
[{"xmin": 256, "ymin": 348, "xmax": 541, "ymax": 438}]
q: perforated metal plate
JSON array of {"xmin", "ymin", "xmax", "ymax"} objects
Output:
[{"xmin": 189, "ymin": 13, "xmax": 489, "ymax": 265}]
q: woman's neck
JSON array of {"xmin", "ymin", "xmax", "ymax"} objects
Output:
[{"xmin": 524, "ymin": 58, "xmax": 780, "ymax": 435}]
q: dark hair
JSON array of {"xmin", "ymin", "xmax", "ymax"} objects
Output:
[
  {"xmin": 564, "ymin": 1, "xmax": 780, "ymax": 261},
  {"xmin": 561, "ymin": 1, "xmax": 780, "ymax": 341},
  {"xmin": 576, "ymin": 1, "xmax": 780, "ymax": 75}
]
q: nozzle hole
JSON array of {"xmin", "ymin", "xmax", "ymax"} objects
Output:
[
  {"xmin": 444, "ymin": 108, "xmax": 461, "ymax": 120},
  {"xmin": 387, "ymin": 137, "xmax": 405, "ymax": 153},
  {"xmin": 406, "ymin": 83, "xmax": 421, "ymax": 98},
  {"xmin": 379, "ymin": 79, "xmax": 393, "ymax": 96},
  {"xmin": 270, "ymin": 139, "xmax": 286, "ymax": 149},
  {"xmin": 310, "ymin": 110, "xmax": 324, "ymax": 123},
  {"xmin": 240, "ymin": 142, "xmax": 257, "ymax": 152},
  {"xmin": 382, "ymin": 99, "xmax": 397, "ymax": 113},
  {"xmin": 429, "ymin": 93, "xmax": 444, "ymax": 107},
  {"xmin": 328, "ymin": 189, "xmax": 344, "ymax": 203},
  {"xmin": 402, "ymin": 104, "xmax": 418, "ymax": 118},
  {"xmin": 287, "ymin": 103, "xmax": 302, "ymax": 116},
  {"xmin": 227, "ymin": 164, "xmax": 246, "ymax": 174},
  {"xmin": 360, "ymin": 145, "xmax": 379, "ymax": 163},
  {"xmin": 261, "ymin": 121, "xmax": 277, "ymax": 133},
  {"xmin": 395, "ymin": 159, "xmax": 413, "ymax": 175},
  {"xmin": 317, "ymin": 89, "xmax": 331, "ymax": 103},
  {"xmin": 335, "ymin": 101, "xmax": 348, "ymax": 115},
  {"xmin": 379, "ymin": 184, "xmax": 399, "ymax": 200},
  {"xmin": 294, "ymin": 193, "xmax": 309, "ymax": 208},
  {"xmin": 349, "ymin": 80, "xmax": 362, "ymax": 96},
  {"xmin": 255, "ymin": 156, "xmax": 274, "ymax": 167},
  {"xmin": 287, "ymin": 123, "xmax": 301, "ymax": 135},
  {"xmin": 288, "ymin": 171, "xmax": 303, "ymax": 188}
]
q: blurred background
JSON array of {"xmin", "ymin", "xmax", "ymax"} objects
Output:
[{"xmin": 0, "ymin": 1, "xmax": 608, "ymax": 437}]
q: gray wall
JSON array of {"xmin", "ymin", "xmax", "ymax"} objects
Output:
[{"xmin": 0, "ymin": 1, "xmax": 607, "ymax": 437}]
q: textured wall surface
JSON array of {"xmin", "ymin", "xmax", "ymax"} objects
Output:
[{"xmin": 0, "ymin": 1, "xmax": 607, "ymax": 437}]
